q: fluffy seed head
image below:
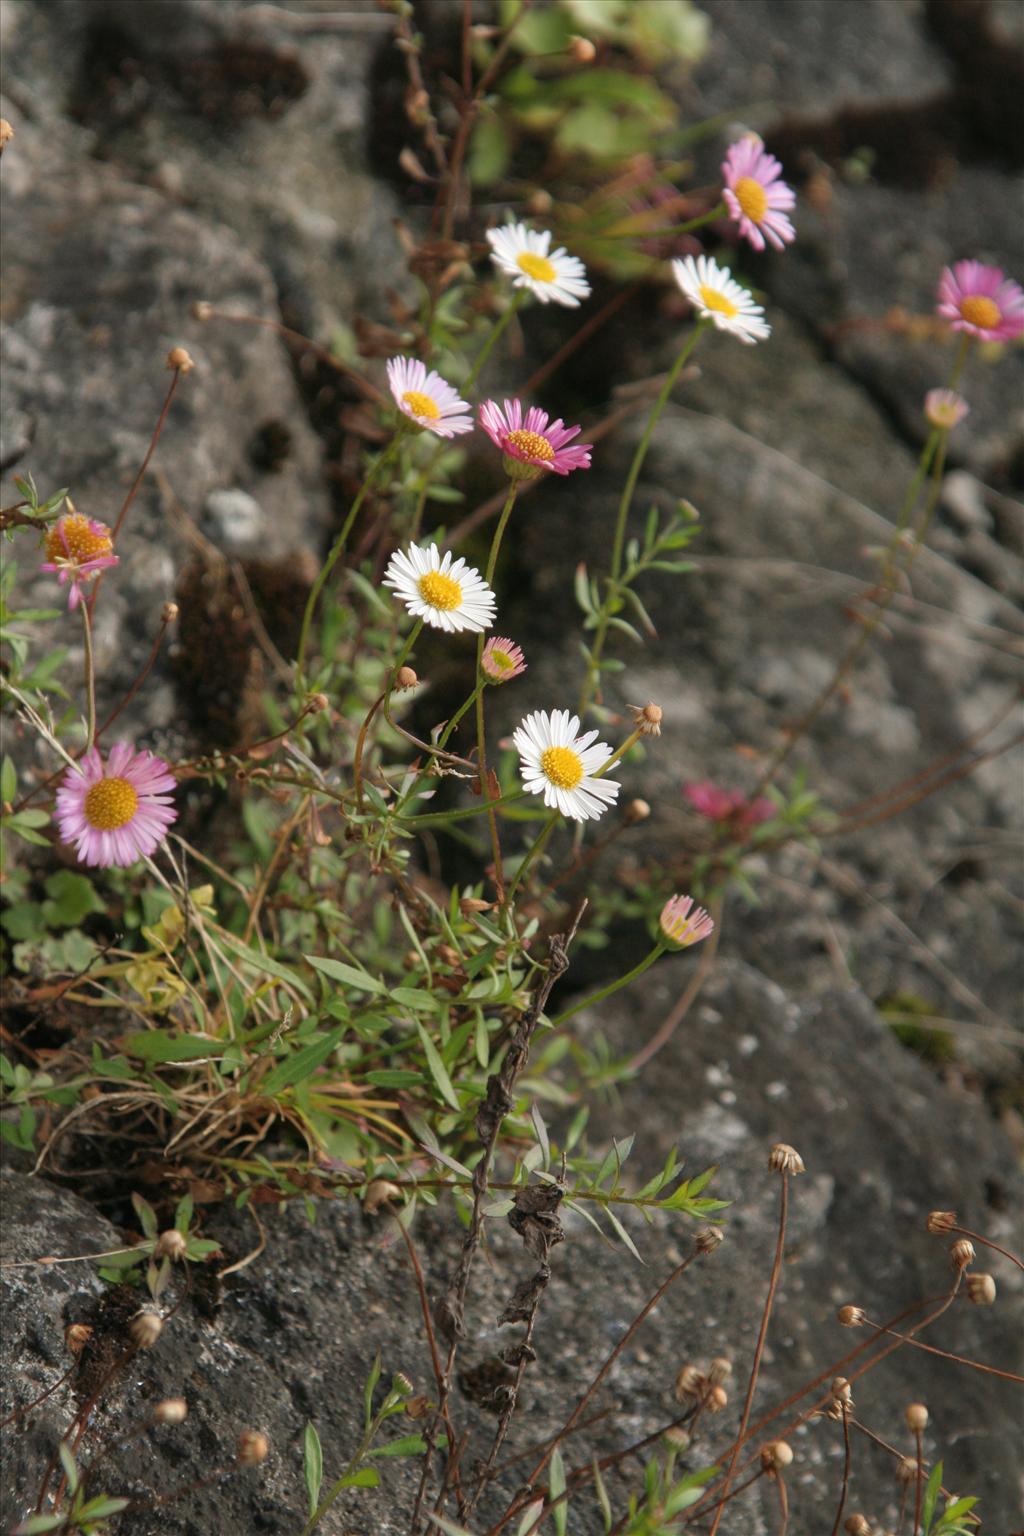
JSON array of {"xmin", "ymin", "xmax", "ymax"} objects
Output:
[
  {"xmin": 905, "ymin": 1403, "xmax": 928, "ymax": 1432},
  {"xmin": 155, "ymin": 1229, "xmax": 188, "ymax": 1262},
  {"xmin": 769, "ymin": 1143, "xmax": 805, "ymax": 1175},
  {"xmin": 129, "ymin": 1310, "xmax": 164, "ymax": 1349},
  {"xmin": 65, "ymin": 1323, "xmax": 93, "ymax": 1356},
  {"xmin": 966, "ymin": 1273, "xmax": 996, "ymax": 1305},
  {"xmin": 154, "ymin": 1398, "xmax": 188, "ymax": 1424},
  {"xmin": 708, "ymin": 1357, "xmax": 732, "ymax": 1385},
  {"xmin": 926, "ymin": 1210, "xmax": 957, "ymax": 1234},
  {"xmin": 237, "ymin": 1429, "xmax": 270, "ymax": 1465},
  {"xmin": 950, "ymin": 1238, "xmax": 975, "ymax": 1270},
  {"xmin": 838, "ymin": 1305, "xmax": 866, "ymax": 1328},
  {"xmin": 761, "ymin": 1440, "xmax": 793, "ymax": 1472}
]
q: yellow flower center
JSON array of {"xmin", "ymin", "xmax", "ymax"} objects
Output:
[
  {"xmin": 84, "ymin": 776, "xmax": 139, "ymax": 831},
  {"xmin": 45, "ymin": 513, "xmax": 113, "ymax": 564},
  {"xmin": 505, "ymin": 429, "xmax": 554, "ymax": 462},
  {"xmin": 418, "ymin": 570, "xmax": 463, "ymax": 611},
  {"xmin": 516, "ymin": 251, "xmax": 557, "ymax": 284},
  {"xmin": 699, "ymin": 284, "xmax": 739, "ymax": 319},
  {"xmin": 401, "ymin": 389, "xmax": 441, "ymax": 420},
  {"xmin": 734, "ymin": 176, "xmax": 768, "ymax": 224},
  {"xmin": 958, "ymin": 295, "xmax": 1001, "ymax": 330},
  {"xmin": 541, "ymin": 745, "xmax": 583, "ymax": 790}
]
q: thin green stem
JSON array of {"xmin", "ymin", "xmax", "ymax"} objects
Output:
[
  {"xmin": 476, "ymin": 482, "xmax": 518, "ymax": 901},
  {"xmin": 594, "ymin": 201, "xmax": 727, "ymax": 242},
  {"xmin": 437, "ymin": 679, "xmax": 485, "ymax": 752},
  {"xmin": 550, "ymin": 943, "xmax": 665, "ymax": 1028},
  {"xmin": 396, "ymin": 788, "xmax": 529, "ymax": 827},
  {"xmin": 296, "ymin": 433, "xmax": 402, "ymax": 681},
  {"xmin": 354, "ymin": 620, "xmax": 423, "ymax": 809},
  {"xmin": 506, "ymin": 812, "xmax": 557, "ymax": 903},
  {"xmin": 464, "ymin": 290, "xmax": 526, "ymax": 394},
  {"xmin": 80, "ymin": 600, "xmax": 97, "ymax": 750},
  {"xmin": 579, "ymin": 323, "xmax": 706, "ymax": 713}
]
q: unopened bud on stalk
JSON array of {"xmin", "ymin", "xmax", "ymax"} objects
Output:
[
  {"xmin": 896, "ymin": 1456, "xmax": 919, "ymax": 1485},
  {"xmin": 153, "ymin": 1397, "xmax": 188, "ymax": 1424},
  {"xmin": 460, "ymin": 896, "xmax": 492, "ymax": 916},
  {"xmin": 761, "ymin": 1440, "xmax": 793, "ymax": 1472},
  {"xmin": 837, "ymin": 1305, "xmax": 866, "ymax": 1327},
  {"xmin": 568, "ymin": 34, "xmax": 597, "ymax": 63},
  {"xmin": 844, "ymin": 1517, "xmax": 871, "ymax": 1536},
  {"xmin": 166, "ymin": 346, "xmax": 195, "ymax": 374},
  {"xmin": 695, "ymin": 1226, "xmax": 724, "ymax": 1254},
  {"xmin": 237, "ymin": 1429, "xmax": 270, "ymax": 1466},
  {"xmin": 306, "ymin": 692, "xmax": 330, "ymax": 715},
  {"xmin": 705, "ymin": 1384, "xmax": 728, "ymax": 1413},
  {"xmin": 392, "ymin": 1372, "xmax": 414, "ymax": 1397},
  {"xmin": 363, "ymin": 1179, "xmax": 400, "ymax": 1214},
  {"xmin": 527, "ymin": 189, "xmax": 553, "ymax": 217},
  {"xmin": 926, "ymin": 1210, "xmax": 957, "ymax": 1234},
  {"xmin": 623, "ymin": 797, "xmax": 650, "ymax": 825},
  {"xmin": 155, "ymin": 1229, "xmax": 187, "ymax": 1262},
  {"xmin": 768, "ymin": 1143, "xmax": 805, "ymax": 1175},
  {"xmin": 395, "ymin": 666, "xmax": 418, "ymax": 691},
  {"xmin": 161, "ymin": 601, "xmax": 179, "ymax": 624},
  {"xmin": 0, "ymin": 119, "xmax": 14, "ymax": 153},
  {"xmin": 831, "ymin": 1377, "xmax": 853, "ymax": 1407},
  {"xmin": 905, "ymin": 1403, "xmax": 928, "ymax": 1432},
  {"xmin": 674, "ymin": 1364, "xmax": 706, "ymax": 1400},
  {"xmin": 191, "ymin": 300, "xmax": 214, "ymax": 322},
  {"xmin": 662, "ymin": 1426, "xmax": 690, "ymax": 1451},
  {"xmin": 129, "ymin": 1310, "xmax": 164, "ymax": 1349},
  {"xmin": 65, "ymin": 1323, "xmax": 93, "ymax": 1357},
  {"xmin": 966, "ymin": 1273, "xmax": 996, "ymax": 1305},
  {"xmin": 707, "ymin": 1357, "xmax": 732, "ymax": 1385},
  {"xmin": 949, "ymin": 1238, "xmax": 975, "ymax": 1270}
]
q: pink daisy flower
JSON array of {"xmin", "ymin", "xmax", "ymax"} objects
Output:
[
  {"xmin": 659, "ymin": 893, "xmax": 715, "ymax": 950},
  {"xmin": 722, "ymin": 135, "xmax": 796, "ymax": 254},
  {"xmin": 40, "ymin": 512, "xmax": 119, "ymax": 610},
  {"xmin": 684, "ymin": 779, "xmax": 774, "ymax": 830},
  {"xmin": 482, "ymin": 636, "xmax": 526, "ymax": 683},
  {"xmin": 936, "ymin": 261, "xmax": 1024, "ymax": 342},
  {"xmin": 478, "ymin": 399, "xmax": 592, "ymax": 481},
  {"xmin": 56, "ymin": 742, "xmax": 178, "ymax": 868},
  {"xmin": 924, "ymin": 389, "xmax": 969, "ymax": 431},
  {"xmin": 386, "ymin": 356, "xmax": 473, "ymax": 437}
]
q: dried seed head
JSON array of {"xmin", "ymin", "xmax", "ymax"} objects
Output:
[
  {"xmin": 831, "ymin": 1376, "xmax": 853, "ymax": 1406},
  {"xmin": 629, "ymin": 701, "xmax": 663, "ymax": 737},
  {"xmin": 695, "ymin": 1226, "xmax": 724, "ymax": 1254},
  {"xmin": 844, "ymin": 1517, "xmax": 871, "ymax": 1536},
  {"xmin": 623, "ymin": 797, "xmax": 651, "ymax": 825},
  {"xmin": 155, "ymin": 1229, "xmax": 188, "ymax": 1262},
  {"xmin": 436, "ymin": 944, "xmax": 460, "ymax": 967},
  {"xmin": 65, "ymin": 1323, "xmax": 93, "ymax": 1357},
  {"xmin": 966, "ymin": 1272, "xmax": 996, "ymax": 1305},
  {"xmin": 395, "ymin": 666, "xmax": 418, "ymax": 691},
  {"xmin": 404, "ymin": 1394, "xmax": 431, "ymax": 1420},
  {"xmin": 362, "ymin": 1179, "xmax": 400, "ymax": 1214},
  {"xmin": 129, "ymin": 1310, "xmax": 164, "ymax": 1349},
  {"xmin": 904, "ymin": 1403, "xmax": 928, "ymax": 1432},
  {"xmin": 707, "ymin": 1357, "xmax": 732, "ymax": 1385},
  {"xmin": 768, "ymin": 1143, "xmax": 805, "ymax": 1175},
  {"xmin": 761, "ymin": 1440, "xmax": 793, "ymax": 1472},
  {"xmin": 153, "ymin": 1397, "xmax": 188, "ymax": 1424},
  {"xmin": 191, "ymin": 300, "xmax": 214, "ymax": 322},
  {"xmin": 568, "ymin": 34, "xmax": 597, "ymax": 63},
  {"xmin": 306, "ymin": 692, "xmax": 330, "ymax": 715},
  {"xmin": 706, "ymin": 1384, "xmax": 728, "ymax": 1413},
  {"xmin": 161, "ymin": 601, "xmax": 179, "ymax": 624},
  {"xmin": 166, "ymin": 346, "xmax": 195, "ymax": 374},
  {"xmin": 837, "ymin": 1304, "xmax": 866, "ymax": 1328},
  {"xmin": 926, "ymin": 1209, "xmax": 957, "ymax": 1234},
  {"xmin": 895, "ymin": 1456, "xmax": 919, "ymax": 1486},
  {"xmin": 674, "ymin": 1364, "xmax": 706, "ymax": 1400},
  {"xmin": 949, "ymin": 1238, "xmax": 975, "ymax": 1270},
  {"xmin": 662, "ymin": 1426, "xmax": 691, "ymax": 1451},
  {"xmin": 459, "ymin": 896, "xmax": 492, "ymax": 915},
  {"xmin": 237, "ymin": 1429, "xmax": 270, "ymax": 1466}
]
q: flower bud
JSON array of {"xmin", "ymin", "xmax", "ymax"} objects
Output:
[
  {"xmin": 705, "ymin": 1384, "xmax": 728, "ymax": 1413},
  {"xmin": 237, "ymin": 1429, "xmax": 270, "ymax": 1465},
  {"xmin": 707, "ymin": 1357, "xmax": 732, "ymax": 1385},
  {"xmin": 695, "ymin": 1226, "xmax": 724, "ymax": 1254},
  {"xmin": 662, "ymin": 1426, "xmax": 690, "ymax": 1451},
  {"xmin": 155, "ymin": 1229, "xmax": 188, "ymax": 1262},
  {"xmin": 395, "ymin": 666, "xmax": 418, "ymax": 691},
  {"xmin": 0, "ymin": 119, "xmax": 14, "ymax": 154},
  {"xmin": 392, "ymin": 1372, "xmax": 414, "ymax": 1397},
  {"xmin": 129, "ymin": 1310, "xmax": 164, "ymax": 1349},
  {"xmin": 191, "ymin": 300, "xmax": 214, "ymax": 322},
  {"xmin": 896, "ymin": 1455, "xmax": 919, "ymax": 1485},
  {"xmin": 904, "ymin": 1403, "xmax": 928, "ymax": 1432},
  {"xmin": 306, "ymin": 691, "xmax": 330, "ymax": 715},
  {"xmin": 966, "ymin": 1272, "xmax": 996, "ymax": 1305},
  {"xmin": 926, "ymin": 1209, "xmax": 957, "ymax": 1234},
  {"xmin": 949, "ymin": 1238, "xmax": 975, "ymax": 1270},
  {"xmin": 161, "ymin": 601, "xmax": 179, "ymax": 624},
  {"xmin": 166, "ymin": 346, "xmax": 195, "ymax": 374},
  {"xmin": 153, "ymin": 1397, "xmax": 188, "ymax": 1424},
  {"xmin": 363, "ymin": 1179, "xmax": 400, "ymax": 1214},
  {"xmin": 844, "ymin": 1516, "xmax": 871, "ymax": 1536},
  {"xmin": 761, "ymin": 1440, "xmax": 793, "ymax": 1472},
  {"xmin": 831, "ymin": 1376, "xmax": 853, "ymax": 1406},
  {"xmin": 65, "ymin": 1323, "xmax": 93, "ymax": 1357},
  {"xmin": 527, "ymin": 189, "xmax": 553, "ymax": 217},
  {"xmin": 568, "ymin": 34, "xmax": 597, "ymax": 63},
  {"xmin": 623, "ymin": 797, "xmax": 651, "ymax": 825},
  {"xmin": 459, "ymin": 896, "xmax": 492, "ymax": 916},
  {"xmin": 768, "ymin": 1143, "xmax": 805, "ymax": 1175}
]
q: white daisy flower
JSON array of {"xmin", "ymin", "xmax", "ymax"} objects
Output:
[
  {"xmin": 386, "ymin": 356, "xmax": 474, "ymax": 437},
  {"xmin": 486, "ymin": 222, "xmax": 591, "ymax": 308},
  {"xmin": 383, "ymin": 542, "xmax": 496, "ymax": 635},
  {"xmin": 671, "ymin": 254, "xmax": 771, "ymax": 345},
  {"xmin": 513, "ymin": 708, "xmax": 620, "ymax": 822}
]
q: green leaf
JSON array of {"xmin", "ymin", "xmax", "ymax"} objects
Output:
[
  {"xmin": 363, "ymin": 1351, "xmax": 382, "ymax": 1432},
  {"xmin": 305, "ymin": 955, "xmax": 385, "ymax": 994},
  {"xmin": 118, "ymin": 1032, "xmax": 223, "ymax": 1064},
  {"xmin": 337, "ymin": 1466, "xmax": 380, "ymax": 1489},
  {"xmin": 364, "ymin": 1070, "xmax": 424, "ymax": 1088},
  {"xmin": 922, "ymin": 1461, "xmax": 943, "ymax": 1533},
  {"xmin": 218, "ymin": 932, "xmax": 313, "ymax": 1001},
  {"xmin": 603, "ymin": 1204, "xmax": 644, "ymax": 1263},
  {"xmin": 366, "ymin": 1434, "xmax": 428, "ymax": 1458},
  {"xmin": 1, "ymin": 756, "xmax": 16, "ymax": 803},
  {"xmin": 303, "ymin": 1421, "xmax": 323, "ymax": 1518},
  {"xmin": 58, "ymin": 1442, "xmax": 79, "ymax": 1494},
  {"xmin": 258, "ymin": 1027, "xmax": 344, "ymax": 1097},
  {"xmin": 11, "ymin": 1515, "xmax": 67, "ymax": 1533},
  {"xmin": 415, "ymin": 1023, "xmax": 461, "ymax": 1111},
  {"xmin": 550, "ymin": 1446, "xmax": 568, "ymax": 1536},
  {"xmin": 75, "ymin": 1495, "xmax": 130, "ymax": 1519},
  {"xmin": 41, "ymin": 870, "xmax": 103, "ymax": 928},
  {"xmin": 389, "ymin": 986, "xmax": 440, "ymax": 1012}
]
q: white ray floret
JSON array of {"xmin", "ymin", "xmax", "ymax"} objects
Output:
[
  {"xmin": 383, "ymin": 542, "xmax": 496, "ymax": 634},
  {"xmin": 513, "ymin": 708, "xmax": 620, "ymax": 822},
  {"xmin": 671, "ymin": 254, "xmax": 771, "ymax": 344},
  {"xmin": 486, "ymin": 223, "xmax": 591, "ymax": 307}
]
